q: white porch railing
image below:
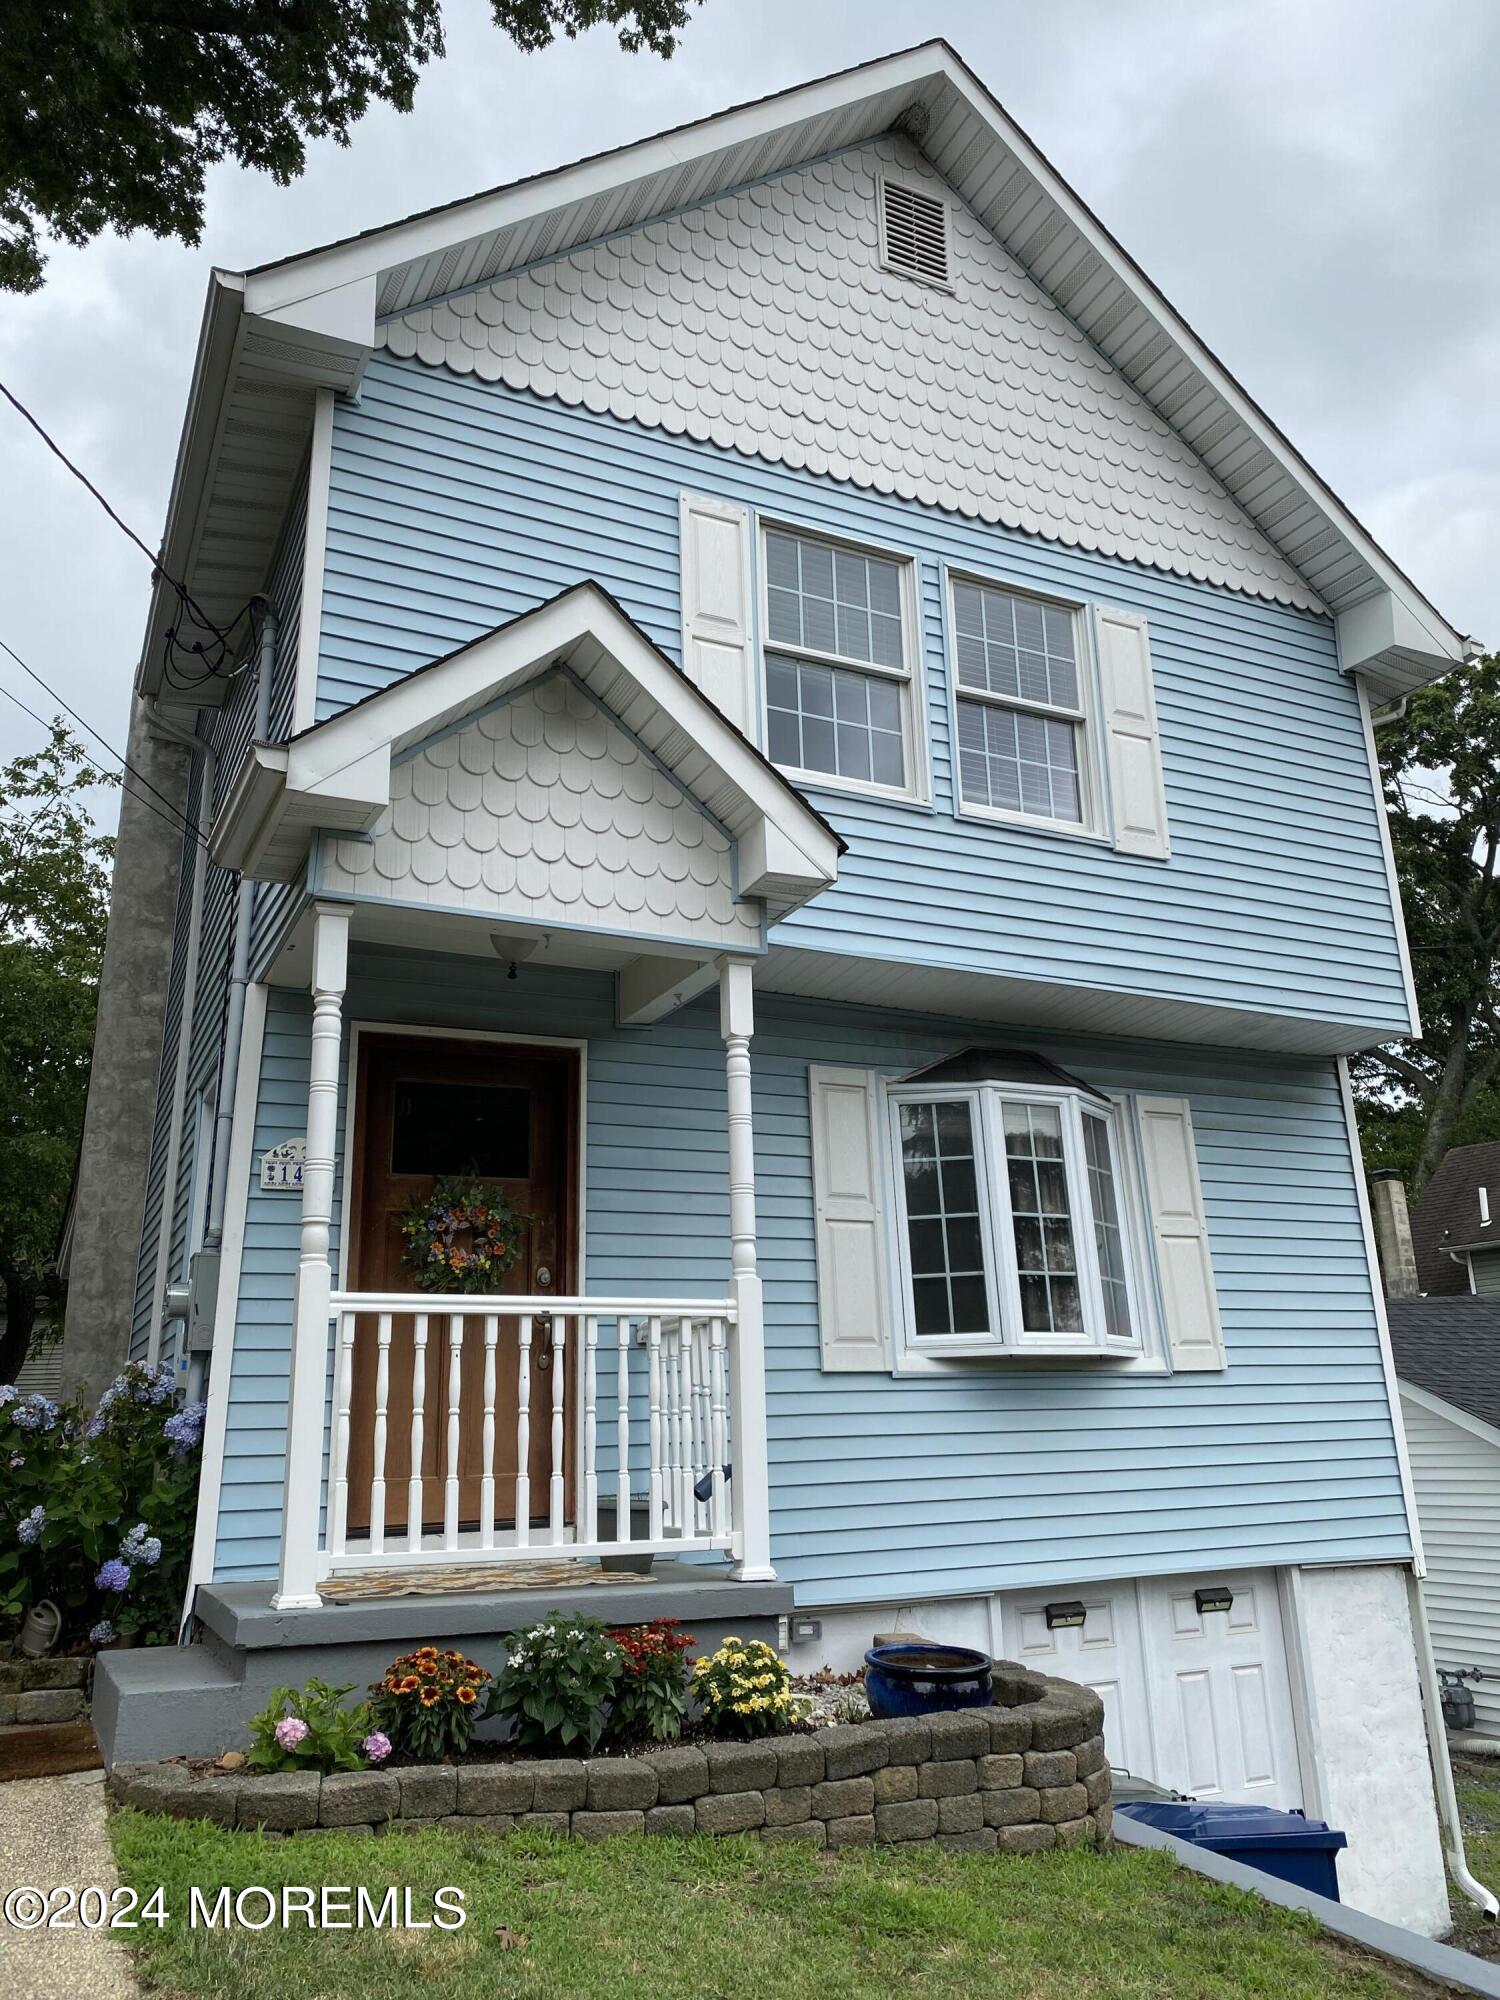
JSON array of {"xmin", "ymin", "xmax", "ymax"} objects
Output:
[{"xmin": 323, "ymin": 1293, "xmax": 738, "ymax": 1573}]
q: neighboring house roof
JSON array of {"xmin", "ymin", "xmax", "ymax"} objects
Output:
[
  {"xmin": 135, "ymin": 40, "xmax": 1467, "ymax": 708},
  {"xmin": 1411, "ymin": 1142, "xmax": 1500, "ymax": 1296},
  {"xmin": 1389, "ymin": 1296, "xmax": 1500, "ymax": 1431}
]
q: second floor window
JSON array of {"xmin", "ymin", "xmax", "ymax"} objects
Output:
[
  {"xmin": 764, "ymin": 528, "xmax": 917, "ymax": 797},
  {"xmin": 952, "ymin": 578, "xmax": 1088, "ymax": 827}
]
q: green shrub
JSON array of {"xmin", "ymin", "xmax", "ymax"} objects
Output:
[
  {"xmin": 605, "ymin": 1619, "xmax": 694, "ymax": 1743},
  {"xmin": 490, "ymin": 1612, "xmax": 624, "ymax": 1752},
  {"xmin": 0, "ymin": 1363, "xmax": 204, "ymax": 1647},
  {"xmin": 368, "ymin": 1645, "xmax": 493, "ymax": 1760},
  {"xmin": 692, "ymin": 1635, "xmax": 796, "ymax": 1737},
  {"xmin": 247, "ymin": 1679, "xmax": 376, "ymax": 1774}
]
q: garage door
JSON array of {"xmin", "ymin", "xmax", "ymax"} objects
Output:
[
  {"xmin": 1001, "ymin": 1567, "xmax": 1301, "ymax": 1808},
  {"xmin": 1000, "ymin": 1586, "xmax": 1153, "ymax": 1776},
  {"xmin": 1138, "ymin": 1569, "xmax": 1300, "ymax": 1807}
]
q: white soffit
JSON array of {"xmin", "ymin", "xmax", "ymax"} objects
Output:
[{"xmin": 145, "ymin": 40, "xmax": 1465, "ymax": 700}]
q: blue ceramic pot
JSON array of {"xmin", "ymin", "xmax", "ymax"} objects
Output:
[{"xmin": 864, "ymin": 1642, "xmax": 994, "ymax": 1719}]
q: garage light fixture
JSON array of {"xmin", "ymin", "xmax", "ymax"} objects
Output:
[
  {"xmin": 1195, "ymin": 1585, "xmax": 1234, "ymax": 1615},
  {"xmin": 1044, "ymin": 1600, "xmax": 1087, "ymax": 1630}
]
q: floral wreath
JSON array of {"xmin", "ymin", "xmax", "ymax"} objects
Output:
[{"xmin": 400, "ymin": 1176, "xmax": 526, "ymax": 1294}]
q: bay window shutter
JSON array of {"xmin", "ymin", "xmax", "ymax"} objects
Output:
[
  {"xmin": 1093, "ymin": 605, "xmax": 1170, "ymax": 859},
  {"xmin": 1136, "ymin": 1095, "xmax": 1226, "ymax": 1371},
  {"xmin": 679, "ymin": 492, "xmax": 754, "ymax": 737},
  {"xmin": 809, "ymin": 1065, "xmax": 893, "ymax": 1372}
]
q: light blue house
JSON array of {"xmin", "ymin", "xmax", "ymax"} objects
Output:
[{"xmin": 89, "ymin": 43, "xmax": 1471, "ymax": 1931}]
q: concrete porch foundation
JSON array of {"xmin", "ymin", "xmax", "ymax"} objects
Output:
[{"xmin": 94, "ymin": 1563, "xmax": 793, "ymax": 1767}]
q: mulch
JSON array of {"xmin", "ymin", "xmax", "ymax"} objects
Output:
[{"xmin": 0, "ymin": 1721, "xmax": 102, "ymax": 1782}]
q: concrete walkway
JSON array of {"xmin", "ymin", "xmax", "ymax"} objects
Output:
[{"xmin": 0, "ymin": 1769, "xmax": 137, "ymax": 1998}]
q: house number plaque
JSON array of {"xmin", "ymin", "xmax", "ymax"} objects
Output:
[{"xmin": 259, "ymin": 1139, "xmax": 307, "ymax": 1192}]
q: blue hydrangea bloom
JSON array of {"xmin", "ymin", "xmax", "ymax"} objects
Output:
[
  {"xmin": 120, "ymin": 1524, "xmax": 162, "ymax": 1568},
  {"xmin": 9, "ymin": 1394, "xmax": 59, "ymax": 1433},
  {"xmin": 17, "ymin": 1505, "xmax": 45, "ymax": 1546},
  {"xmin": 0, "ymin": 1384, "xmax": 15, "ymax": 1407},
  {"xmin": 163, "ymin": 1402, "xmax": 206, "ymax": 1456},
  {"xmin": 95, "ymin": 1559, "xmax": 131, "ymax": 1593},
  {"xmin": 89, "ymin": 1622, "xmax": 115, "ymax": 1646}
]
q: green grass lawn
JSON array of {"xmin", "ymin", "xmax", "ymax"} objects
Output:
[
  {"xmin": 1448, "ymin": 1753, "xmax": 1500, "ymax": 1960},
  {"xmin": 110, "ymin": 1810, "xmax": 1455, "ymax": 2000}
]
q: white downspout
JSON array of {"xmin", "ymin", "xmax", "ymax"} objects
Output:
[
  {"xmin": 1406, "ymin": 1566, "xmax": 1499, "ymax": 1918},
  {"xmin": 142, "ymin": 706, "xmax": 215, "ymax": 1369},
  {"xmin": 204, "ymin": 602, "xmax": 275, "ymax": 1254}
]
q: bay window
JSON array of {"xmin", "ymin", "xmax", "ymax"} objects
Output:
[{"xmin": 888, "ymin": 1079, "xmax": 1143, "ymax": 1358}]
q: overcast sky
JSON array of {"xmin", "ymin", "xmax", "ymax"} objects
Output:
[{"xmin": 0, "ymin": 0, "xmax": 1495, "ymax": 832}]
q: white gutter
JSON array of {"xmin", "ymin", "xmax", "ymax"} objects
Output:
[
  {"xmin": 204, "ymin": 603, "xmax": 275, "ymax": 1251},
  {"xmin": 1406, "ymin": 1566, "xmax": 1499, "ymax": 1918},
  {"xmin": 141, "ymin": 706, "xmax": 215, "ymax": 1368}
]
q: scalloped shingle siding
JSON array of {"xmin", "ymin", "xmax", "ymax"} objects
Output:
[{"xmin": 379, "ymin": 138, "xmax": 1318, "ymax": 613}]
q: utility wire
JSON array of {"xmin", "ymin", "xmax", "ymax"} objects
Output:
[
  {"xmin": 0, "ymin": 376, "xmax": 255, "ymax": 686},
  {"xmin": 0, "ymin": 634, "xmax": 203, "ymax": 843},
  {"xmin": 0, "ymin": 678, "xmax": 208, "ymax": 851}
]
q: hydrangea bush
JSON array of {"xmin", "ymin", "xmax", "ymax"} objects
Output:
[
  {"xmin": 0, "ymin": 1363, "xmax": 204, "ymax": 1647},
  {"xmin": 247, "ymin": 1679, "xmax": 374, "ymax": 1774},
  {"xmin": 368, "ymin": 1645, "xmax": 493, "ymax": 1760}
]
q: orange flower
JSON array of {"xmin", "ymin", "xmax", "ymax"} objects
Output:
[
  {"xmin": 456, "ymin": 1684, "xmax": 477, "ymax": 1706},
  {"xmin": 420, "ymin": 1686, "xmax": 441, "ymax": 1707},
  {"xmin": 417, "ymin": 1646, "xmax": 438, "ymax": 1659},
  {"xmin": 398, "ymin": 1675, "xmax": 420, "ymax": 1694}
]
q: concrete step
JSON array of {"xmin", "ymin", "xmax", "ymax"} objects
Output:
[{"xmin": 94, "ymin": 1643, "xmax": 243, "ymax": 1768}]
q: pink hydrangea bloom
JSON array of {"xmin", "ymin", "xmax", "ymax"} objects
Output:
[
  {"xmin": 274, "ymin": 1716, "xmax": 309, "ymax": 1751},
  {"xmin": 362, "ymin": 1731, "xmax": 393, "ymax": 1764}
]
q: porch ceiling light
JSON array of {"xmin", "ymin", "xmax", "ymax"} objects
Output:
[{"xmin": 489, "ymin": 930, "xmax": 542, "ymax": 980}]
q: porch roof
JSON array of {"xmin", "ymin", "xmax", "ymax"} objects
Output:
[{"xmin": 211, "ymin": 582, "xmax": 844, "ymax": 919}]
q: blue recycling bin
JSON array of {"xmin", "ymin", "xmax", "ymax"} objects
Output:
[{"xmin": 1115, "ymin": 1800, "xmax": 1348, "ymax": 1901}]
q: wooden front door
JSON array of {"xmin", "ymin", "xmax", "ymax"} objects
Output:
[{"xmin": 345, "ymin": 1033, "xmax": 579, "ymax": 1538}]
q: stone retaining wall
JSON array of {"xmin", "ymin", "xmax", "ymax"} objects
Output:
[
  {"xmin": 107, "ymin": 1667, "xmax": 1110, "ymax": 1855},
  {"xmin": 0, "ymin": 1656, "xmax": 90, "ymax": 1725}
]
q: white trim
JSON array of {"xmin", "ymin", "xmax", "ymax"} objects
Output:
[
  {"xmin": 1337, "ymin": 1054, "xmax": 1426, "ymax": 1576},
  {"xmin": 1399, "ymin": 1376, "xmax": 1500, "ymax": 1458},
  {"xmin": 180, "ymin": 980, "xmax": 268, "ymax": 1625},
  {"xmin": 335, "ymin": 1021, "xmax": 590, "ymax": 1296},
  {"xmin": 1276, "ymin": 1565, "xmax": 1332, "ymax": 1822},
  {"xmin": 756, "ymin": 512, "xmax": 930, "ymax": 809},
  {"xmin": 1353, "ymin": 673, "xmax": 1421, "ymax": 1038},
  {"xmin": 883, "ymin": 1075, "xmax": 1147, "ymax": 1362},
  {"xmin": 942, "ymin": 563, "xmax": 1107, "ymax": 841},
  {"xmin": 292, "ymin": 388, "xmax": 334, "ymax": 737}
]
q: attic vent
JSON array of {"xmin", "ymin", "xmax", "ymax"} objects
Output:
[{"xmin": 880, "ymin": 178, "xmax": 950, "ymax": 289}]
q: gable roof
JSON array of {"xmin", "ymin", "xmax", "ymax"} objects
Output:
[
  {"xmin": 211, "ymin": 580, "xmax": 842, "ymax": 917},
  {"xmin": 1389, "ymin": 1296, "xmax": 1500, "ymax": 1431},
  {"xmin": 1411, "ymin": 1141, "xmax": 1500, "ymax": 1295},
  {"xmin": 137, "ymin": 40, "xmax": 1469, "ymax": 704}
]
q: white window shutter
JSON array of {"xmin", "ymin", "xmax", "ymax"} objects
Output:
[
  {"xmin": 809, "ymin": 1065, "xmax": 893, "ymax": 1372},
  {"xmin": 680, "ymin": 492, "xmax": 754, "ymax": 737},
  {"xmin": 1136, "ymin": 1095, "xmax": 1225, "ymax": 1372},
  {"xmin": 1093, "ymin": 606, "xmax": 1170, "ymax": 858}
]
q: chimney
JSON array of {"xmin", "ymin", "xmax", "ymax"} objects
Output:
[{"xmin": 1371, "ymin": 1170, "xmax": 1419, "ymax": 1298}]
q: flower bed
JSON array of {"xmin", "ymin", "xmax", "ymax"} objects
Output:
[{"xmin": 107, "ymin": 1662, "xmax": 1111, "ymax": 1855}]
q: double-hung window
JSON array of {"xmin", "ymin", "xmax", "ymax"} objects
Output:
[
  {"xmin": 763, "ymin": 527, "xmax": 918, "ymax": 798},
  {"xmin": 951, "ymin": 577, "xmax": 1090, "ymax": 829},
  {"xmin": 887, "ymin": 1079, "xmax": 1143, "ymax": 1358}
]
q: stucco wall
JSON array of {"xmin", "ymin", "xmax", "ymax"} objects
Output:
[{"xmin": 1294, "ymin": 1563, "xmax": 1449, "ymax": 1936}]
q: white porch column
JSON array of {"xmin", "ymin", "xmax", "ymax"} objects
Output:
[
  {"xmin": 719, "ymin": 956, "xmax": 774, "ymax": 1582},
  {"xmin": 273, "ymin": 900, "xmax": 350, "ymax": 1610}
]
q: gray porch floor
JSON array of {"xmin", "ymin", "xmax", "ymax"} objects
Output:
[{"xmin": 95, "ymin": 1562, "xmax": 793, "ymax": 1768}]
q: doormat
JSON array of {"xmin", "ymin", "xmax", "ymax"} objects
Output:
[
  {"xmin": 0, "ymin": 1721, "xmax": 102, "ymax": 1782},
  {"xmin": 320, "ymin": 1560, "xmax": 652, "ymax": 1602}
]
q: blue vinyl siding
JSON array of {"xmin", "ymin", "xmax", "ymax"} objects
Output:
[
  {"xmin": 310, "ymin": 355, "xmax": 1409, "ymax": 1036},
  {"xmin": 211, "ymin": 945, "xmax": 1410, "ymax": 1597}
]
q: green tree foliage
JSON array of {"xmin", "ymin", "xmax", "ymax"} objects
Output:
[
  {"xmin": 1355, "ymin": 653, "xmax": 1500, "ymax": 1196},
  {"xmin": 0, "ymin": 726, "xmax": 113, "ymax": 1379},
  {"xmin": 0, "ymin": 0, "xmax": 700, "ymax": 293}
]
